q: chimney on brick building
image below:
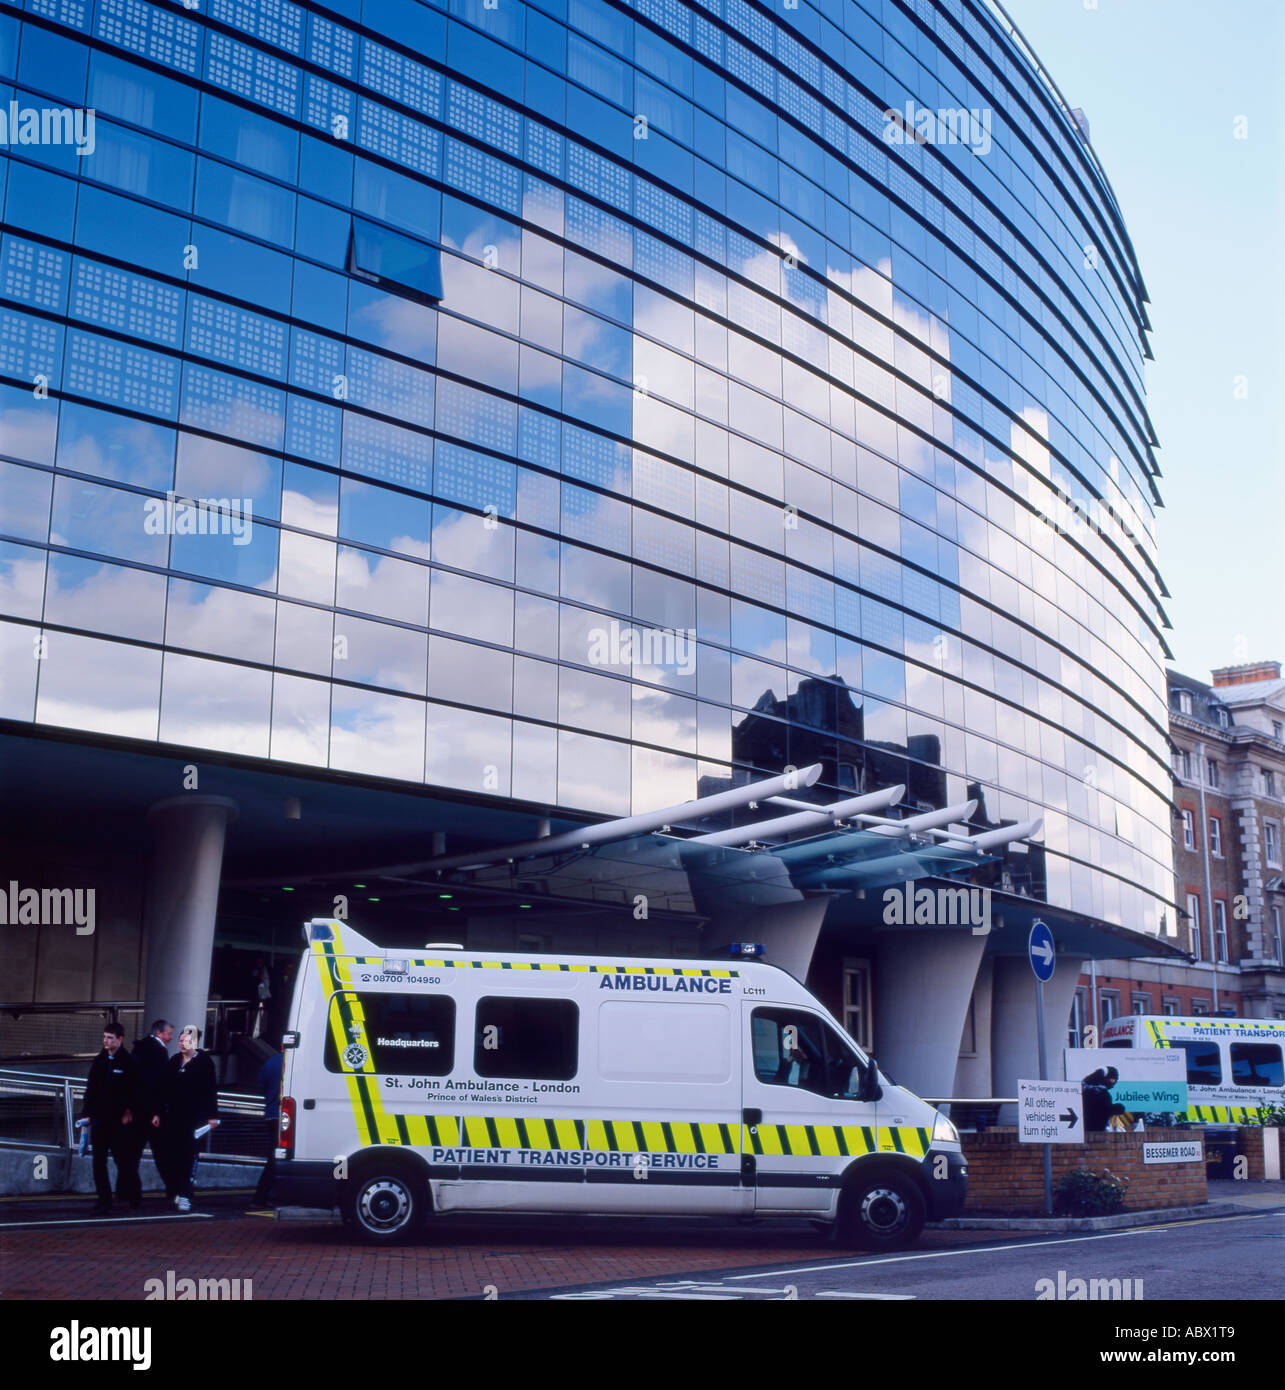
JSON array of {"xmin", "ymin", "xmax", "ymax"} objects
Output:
[{"xmin": 1210, "ymin": 661, "xmax": 1282, "ymax": 687}]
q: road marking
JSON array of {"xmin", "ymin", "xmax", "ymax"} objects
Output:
[
  {"xmin": 1145, "ymin": 1210, "xmax": 1281, "ymax": 1231},
  {"xmin": 553, "ymin": 1279, "xmax": 917, "ymax": 1301},
  {"xmin": 0, "ymin": 1214, "xmax": 214, "ymax": 1230},
  {"xmin": 814, "ymin": 1291, "xmax": 915, "ymax": 1300},
  {"xmin": 728, "ymin": 1228, "xmax": 1153, "ymax": 1280}
]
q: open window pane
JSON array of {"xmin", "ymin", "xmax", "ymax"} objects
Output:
[{"xmin": 348, "ymin": 217, "xmax": 443, "ymax": 300}]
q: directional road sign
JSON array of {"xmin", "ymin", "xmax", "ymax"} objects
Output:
[
  {"xmin": 1018, "ymin": 1079, "xmax": 1084, "ymax": 1144},
  {"xmin": 1027, "ymin": 919, "xmax": 1056, "ymax": 982}
]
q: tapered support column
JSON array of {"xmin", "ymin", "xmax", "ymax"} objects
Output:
[
  {"xmin": 873, "ymin": 930, "xmax": 988, "ymax": 1099},
  {"xmin": 990, "ymin": 954, "xmax": 1084, "ymax": 1124},
  {"xmin": 142, "ymin": 797, "xmax": 237, "ymax": 1036},
  {"xmin": 702, "ymin": 897, "xmax": 830, "ymax": 982}
]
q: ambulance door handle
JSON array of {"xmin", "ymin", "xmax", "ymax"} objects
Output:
[{"xmin": 742, "ymin": 1108, "xmax": 761, "ymax": 1128}]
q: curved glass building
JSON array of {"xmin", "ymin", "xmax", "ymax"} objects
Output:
[{"xmin": 0, "ymin": 0, "xmax": 1181, "ymax": 1086}]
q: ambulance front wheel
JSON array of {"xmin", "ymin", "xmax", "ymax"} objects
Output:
[
  {"xmin": 837, "ymin": 1170, "xmax": 925, "ymax": 1250},
  {"xmin": 343, "ymin": 1165, "xmax": 429, "ymax": 1244}
]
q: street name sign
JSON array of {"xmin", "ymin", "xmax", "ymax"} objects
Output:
[
  {"xmin": 1143, "ymin": 1141, "xmax": 1203, "ymax": 1165},
  {"xmin": 1018, "ymin": 1079, "xmax": 1084, "ymax": 1143}
]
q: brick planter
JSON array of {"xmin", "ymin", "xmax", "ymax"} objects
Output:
[{"xmin": 960, "ymin": 1128, "xmax": 1207, "ymax": 1214}]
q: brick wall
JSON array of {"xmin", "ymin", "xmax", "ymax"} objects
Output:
[{"xmin": 960, "ymin": 1128, "xmax": 1207, "ymax": 1214}]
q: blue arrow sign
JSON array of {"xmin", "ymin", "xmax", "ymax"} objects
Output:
[{"xmin": 1028, "ymin": 919, "xmax": 1056, "ymax": 982}]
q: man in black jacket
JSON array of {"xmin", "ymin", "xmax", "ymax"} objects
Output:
[
  {"xmin": 132, "ymin": 1019, "xmax": 173, "ymax": 1197},
  {"xmin": 81, "ymin": 1023, "xmax": 141, "ymax": 1215},
  {"xmin": 1082, "ymin": 1066, "xmax": 1123, "ymax": 1131}
]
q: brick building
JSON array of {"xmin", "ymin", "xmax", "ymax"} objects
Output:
[{"xmin": 1073, "ymin": 662, "xmax": 1285, "ymax": 1036}]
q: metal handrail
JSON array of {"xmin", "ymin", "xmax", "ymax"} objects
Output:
[
  {"xmin": 0, "ymin": 1066, "xmax": 267, "ymax": 1158},
  {"xmin": 925, "ymin": 1097, "xmax": 1018, "ymax": 1106}
]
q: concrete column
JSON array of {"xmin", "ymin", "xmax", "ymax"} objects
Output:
[
  {"xmin": 142, "ymin": 797, "xmax": 237, "ymax": 1036},
  {"xmin": 953, "ymin": 955, "xmax": 994, "ymax": 1099},
  {"xmin": 990, "ymin": 954, "xmax": 1084, "ymax": 1124},
  {"xmin": 702, "ymin": 897, "xmax": 830, "ymax": 982},
  {"xmin": 873, "ymin": 931, "xmax": 987, "ymax": 1099}
]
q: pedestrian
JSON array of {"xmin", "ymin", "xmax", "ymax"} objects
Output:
[
  {"xmin": 132, "ymin": 1018, "xmax": 172, "ymax": 1197},
  {"xmin": 250, "ymin": 957, "xmax": 271, "ymax": 1039},
  {"xmin": 252, "ymin": 1050, "xmax": 283, "ymax": 1206},
  {"xmin": 160, "ymin": 1024, "xmax": 220, "ymax": 1212},
  {"xmin": 81, "ymin": 1022, "xmax": 141, "ymax": 1215},
  {"xmin": 1081, "ymin": 1065, "xmax": 1121, "ymax": 1131}
]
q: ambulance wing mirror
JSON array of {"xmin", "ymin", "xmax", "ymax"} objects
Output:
[{"xmin": 857, "ymin": 1061, "xmax": 882, "ymax": 1104}]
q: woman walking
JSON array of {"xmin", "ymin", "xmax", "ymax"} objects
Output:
[{"xmin": 160, "ymin": 1024, "xmax": 220, "ymax": 1212}]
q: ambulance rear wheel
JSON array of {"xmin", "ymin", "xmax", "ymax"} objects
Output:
[
  {"xmin": 344, "ymin": 1167, "xmax": 428, "ymax": 1244},
  {"xmin": 837, "ymin": 1171, "xmax": 925, "ymax": 1250}
]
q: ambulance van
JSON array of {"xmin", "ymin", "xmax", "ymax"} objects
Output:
[
  {"xmin": 273, "ymin": 919, "xmax": 966, "ymax": 1247},
  {"xmin": 1101, "ymin": 1014, "xmax": 1285, "ymax": 1124}
]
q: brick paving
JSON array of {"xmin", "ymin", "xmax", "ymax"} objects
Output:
[{"xmin": 0, "ymin": 1201, "xmax": 1025, "ymax": 1300}]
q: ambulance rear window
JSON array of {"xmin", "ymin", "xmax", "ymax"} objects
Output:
[{"xmin": 324, "ymin": 993, "xmax": 455, "ymax": 1076}]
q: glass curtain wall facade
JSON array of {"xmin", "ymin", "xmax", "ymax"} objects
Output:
[{"xmin": 0, "ymin": 0, "xmax": 1172, "ymax": 935}]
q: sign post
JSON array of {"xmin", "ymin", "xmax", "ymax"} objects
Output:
[{"xmin": 1027, "ymin": 920, "xmax": 1057, "ymax": 1214}]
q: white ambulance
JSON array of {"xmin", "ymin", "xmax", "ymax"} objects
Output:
[
  {"xmin": 273, "ymin": 919, "xmax": 966, "ymax": 1247},
  {"xmin": 1100, "ymin": 1014, "xmax": 1285, "ymax": 1123}
]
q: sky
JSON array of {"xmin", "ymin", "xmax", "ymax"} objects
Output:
[{"xmin": 1002, "ymin": 0, "xmax": 1284, "ymax": 682}]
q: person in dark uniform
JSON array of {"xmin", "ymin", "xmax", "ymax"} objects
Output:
[
  {"xmin": 159, "ymin": 1025, "xmax": 220, "ymax": 1212},
  {"xmin": 81, "ymin": 1023, "xmax": 141, "ymax": 1215},
  {"xmin": 252, "ymin": 1050, "xmax": 283, "ymax": 1206},
  {"xmin": 131, "ymin": 1019, "xmax": 172, "ymax": 1197},
  {"xmin": 1082, "ymin": 1066, "xmax": 1123, "ymax": 1131}
]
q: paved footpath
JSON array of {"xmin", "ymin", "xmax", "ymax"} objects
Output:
[
  {"xmin": 6, "ymin": 1184, "xmax": 1280, "ymax": 1301},
  {"xmin": 0, "ymin": 1193, "xmax": 1027, "ymax": 1301}
]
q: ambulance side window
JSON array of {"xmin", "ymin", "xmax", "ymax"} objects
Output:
[
  {"xmin": 1168, "ymin": 1040, "xmax": 1222, "ymax": 1086},
  {"xmin": 1230, "ymin": 1044, "xmax": 1283, "ymax": 1088},
  {"xmin": 750, "ymin": 1009, "xmax": 863, "ymax": 1099},
  {"xmin": 474, "ymin": 996, "xmax": 578, "ymax": 1080}
]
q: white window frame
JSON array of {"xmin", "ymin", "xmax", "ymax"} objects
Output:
[
  {"xmin": 1266, "ymin": 820, "xmax": 1282, "ymax": 869},
  {"xmin": 1214, "ymin": 899, "xmax": 1228, "ymax": 963},
  {"xmin": 1209, "ymin": 815, "xmax": 1222, "ymax": 857},
  {"xmin": 1272, "ymin": 906, "xmax": 1283, "ymax": 964},
  {"xmin": 1181, "ymin": 750, "xmax": 1192, "ymax": 780},
  {"xmin": 1187, "ymin": 893, "xmax": 1202, "ymax": 960},
  {"xmin": 1207, "ymin": 758, "xmax": 1219, "ymax": 789},
  {"xmin": 1177, "ymin": 690, "xmax": 1193, "ymax": 715},
  {"xmin": 842, "ymin": 958, "xmax": 873, "ymax": 1053},
  {"xmin": 1181, "ymin": 809, "xmax": 1195, "ymax": 851}
]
